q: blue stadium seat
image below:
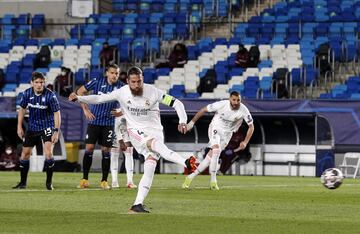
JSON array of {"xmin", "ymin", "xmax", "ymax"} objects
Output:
[
  {"xmin": 143, "ymin": 68, "xmax": 156, "ymax": 84},
  {"xmin": 2, "ymin": 83, "xmax": 17, "ymax": 92}
]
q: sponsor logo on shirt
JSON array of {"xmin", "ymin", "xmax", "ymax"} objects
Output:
[
  {"xmin": 28, "ymin": 103, "xmax": 48, "ymax": 109},
  {"xmin": 127, "ymin": 106, "xmax": 150, "ymax": 117}
]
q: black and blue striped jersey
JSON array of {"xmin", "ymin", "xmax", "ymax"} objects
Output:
[
  {"xmin": 19, "ymin": 88, "xmax": 60, "ymax": 131},
  {"xmin": 84, "ymin": 77, "xmax": 123, "ymax": 126}
]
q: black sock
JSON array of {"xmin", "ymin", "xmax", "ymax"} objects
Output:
[
  {"xmin": 20, "ymin": 160, "xmax": 30, "ymax": 184},
  {"xmin": 101, "ymin": 151, "xmax": 110, "ymax": 182},
  {"xmin": 44, "ymin": 158, "xmax": 55, "ymax": 184},
  {"xmin": 83, "ymin": 151, "xmax": 93, "ymax": 180}
]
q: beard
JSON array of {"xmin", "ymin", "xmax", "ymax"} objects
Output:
[
  {"xmin": 231, "ymin": 103, "xmax": 240, "ymax": 110},
  {"xmin": 130, "ymin": 87, "xmax": 143, "ymax": 96}
]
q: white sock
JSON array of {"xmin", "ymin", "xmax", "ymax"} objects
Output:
[
  {"xmin": 124, "ymin": 146, "xmax": 134, "ymax": 184},
  {"xmin": 209, "ymin": 148, "xmax": 221, "ymax": 183},
  {"xmin": 134, "ymin": 158, "xmax": 157, "ymax": 205},
  {"xmin": 151, "ymin": 139, "xmax": 186, "ymax": 167},
  {"xmin": 110, "ymin": 148, "xmax": 119, "ymax": 184},
  {"xmin": 188, "ymin": 151, "xmax": 212, "ymax": 180}
]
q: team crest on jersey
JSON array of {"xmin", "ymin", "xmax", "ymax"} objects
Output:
[
  {"xmin": 145, "ymin": 99, "xmax": 150, "ymax": 106},
  {"xmin": 247, "ymin": 115, "xmax": 253, "ymax": 122},
  {"xmin": 127, "ymin": 100, "xmax": 131, "ymax": 104}
]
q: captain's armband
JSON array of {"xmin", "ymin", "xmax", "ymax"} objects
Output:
[{"xmin": 161, "ymin": 94, "xmax": 176, "ymax": 107}]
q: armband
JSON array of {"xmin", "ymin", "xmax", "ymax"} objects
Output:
[{"xmin": 161, "ymin": 94, "xmax": 175, "ymax": 107}]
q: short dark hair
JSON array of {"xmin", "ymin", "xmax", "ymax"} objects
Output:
[
  {"xmin": 119, "ymin": 71, "xmax": 127, "ymax": 78},
  {"xmin": 127, "ymin": 66, "xmax": 143, "ymax": 77},
  {"xmin": 230, "ymin": 91, "xmax": 240, "ymax": 97},
  {"xmin": 106, "ymin": 63, "xmax": 119, "ymax": 71},
  {"xmin": 31, "ymin": 72, "xmax": 45, "ymax": 81}
]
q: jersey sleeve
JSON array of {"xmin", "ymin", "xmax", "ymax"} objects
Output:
[
  {"xmin": 84, "ymin": 78, "xmax": 98, "ymax": 91},
  {"xmin": 49, "ymin": 93, "xmax": 60, "ymax": 112},
  {"xmin": 19, "ymin": 91, "xmax": 28, "ymax": 109},
  {"xmin": 207, "ymin": 100, "xmax": 226, "ymax": 112},
  {"xmin": 155, "ymin": 87, "xmax": 166, "ymax": 103},
  {"xmin": 243, "ymin": 105, "xmax": 253, "ymax": 125},
  {"xmin": 77, "ymin": 89, "xmax": 121, "ymax": 104}
]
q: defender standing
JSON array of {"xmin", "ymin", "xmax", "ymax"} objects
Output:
[
  {"xmin": 77, "ymin": 64, "xmax": 123, "ymax": 189},
  {"xmin": 13, "ymin": 72, "xmax": 61, "ymax": 190}
]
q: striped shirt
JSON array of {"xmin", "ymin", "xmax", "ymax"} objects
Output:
[
  {"xmin": 19, "ymin": 88, "xmax": 60, "ymax": 131},
  {"xmin": 84, "ymin": 77, "xmax": 123, "ymax": 126}
]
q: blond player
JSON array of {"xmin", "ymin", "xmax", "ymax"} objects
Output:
[
  {"xmin": 110, "ymin": 111, "xmax": 137, "ymax": 189},
  {"xmin": 69, "ymin": 66, "xmax": 196, "ymax": 213},
  {"xmin": 183, "ymin": 91, "xmax": 254, "ymax": 190}
]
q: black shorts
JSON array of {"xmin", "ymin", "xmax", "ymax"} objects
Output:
[
  {"xmin": 23, "ymin": 128, "xmax": 54, "ymax": 147},
  {"xmin": 85, "ymin": 125, "xmax": 114, "ymax": 148}
]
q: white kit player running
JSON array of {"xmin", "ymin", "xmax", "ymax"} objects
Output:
[
  {"xmin": 69, "ymin": 66, "xmax": 197, "ymax": 213},
  {"xmin": 110, "ymin": 110, "xmax": 137, "ymax": 189},
  {"xmin": 183, "ymin": 91, "xmax": 254, "ymax": 190}
]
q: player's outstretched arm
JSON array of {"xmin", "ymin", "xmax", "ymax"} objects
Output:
[
  {"xmin": 186, "ymin": 106, "xmax": 208, "ymax": 131},
  {"xmin": 69, "ymin": 90, "xmax": 119, "ymax": 105}
]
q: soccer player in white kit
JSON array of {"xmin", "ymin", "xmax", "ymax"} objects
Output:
[
  {"xmin": 69, "ymin": 66, "xmax": 197, "ymax": 213},
  {"xmin": 110, "ymin": 111, "xmax": 137, "ymax": 189},
  {"xmin": 183, "ymin": 91, "xmax": 254, "ymax": 190}
]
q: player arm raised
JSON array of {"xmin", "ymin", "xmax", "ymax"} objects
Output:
[{"xmin": 161, "ymin": 94, "xmax": 188, "ymax": 134}]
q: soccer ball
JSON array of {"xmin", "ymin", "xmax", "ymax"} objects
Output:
[{"xmin": 320, "ymin": 168, "xmax": 344, "ymax": 189}]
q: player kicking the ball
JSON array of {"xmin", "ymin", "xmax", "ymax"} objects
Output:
[{"xmin": 69, "ymin": 66, "xmax": 196, "ymax": 213}]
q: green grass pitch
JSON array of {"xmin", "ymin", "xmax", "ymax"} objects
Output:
[{"xmin": 1, "ymin": 171, "xmax": 360, "ymax": 233}]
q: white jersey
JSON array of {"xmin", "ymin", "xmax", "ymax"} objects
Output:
[
  {"xmin": 119, "ymin": 84, "xmax": 165, "ymax": 130},
  {"xmin": 78, "ymin": 83, "xmax": 166, "ymax": 130},
  {"xmin": 77, "ymin": 83, "xmax": 188, "ymax": 159},
  {"xmin": 207, "ymin": 100, "xmax": 253, "ymax": 133}
]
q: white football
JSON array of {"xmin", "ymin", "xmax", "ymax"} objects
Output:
[{"xmin": 320, "ymin": 168, "xmax": 344, "ymax": 189}]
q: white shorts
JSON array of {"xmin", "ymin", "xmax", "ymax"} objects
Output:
[
  {"xmin": 208, "ymin": 123, "xmax": 232, "ymax": 150},
  {"xmin": 127, "ymin": 127, "xmax": 163, "ymax": 160},
  {"xmin": 113, "ymin": 131, "xmax": 130, "ymax": 148},
  {"xmin": 113, "ymin": 116, "xmax": 130, "ymax": 147}
]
